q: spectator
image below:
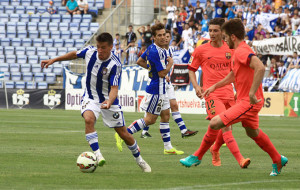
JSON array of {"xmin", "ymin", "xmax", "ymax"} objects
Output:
[
  {"xmin": 201, "ymin": 14, "xmax": 209, "ymax": 32},
  {"xmin": 254, "ymin": 24, "xmax": 266, "ymax": 38},
  {"xmin": 137, "ymin": 43, "xmax": 146, "ymax": 58},
  {"xmin": 172, "ymin": 28, "xmax": 182, "ymax": 47},
  {"xmin": 225, "ymin": 2, "xmax": 235, "ymax": 20},
  {"xmin": 258, "ymin": 0, "xmax": 271, "ymax": 13},
  {"xmin": 173, "ymin": 10, "xmax": 180, "ymax": 28},
  {"xmin": 287, "ymin": 52, "xmax": 300, "ymax": 70},
  {"xmin": 170, "ymin": 40, "xmax": 179, "ymax": 52},
  {"xmin": 186, "ymin": 5, "xmax": 195, "ymax": 22},
  {"xmin": 236, "ymin": 11, "xmax": 243, "ymax": 20},
  {"xmin": 77, "ymin": 0, "xmax": 89, "ymax": 15},
  {"xmin": 214, "ymin": 0, "xmax": 226, "ymax": 18},
  {"xmin": 166, "ymin": 0, "xmax": 177, "ymax": 31},
  {"xmin": 47, "ymin": 1, "xmax": 56, "ymax": 14},
  {"xmin": 125, "ymin": 25, "xmax": 137, "ymax": 65},
  {"xmin": 176, "ymin": 15, "xmax": 185, "ymax": 35},
  {"xmin": 291, "ymin": 12, "xmax": 300, "ymax": 31},
  {"xmin": 113, "ymin": 33, "xmax": 121, "ymax": 49},
  {"xmin": 281, "ymin": 0, "xmax": 289, "ymax": 10},
  {"xmin": 234, "ymin": 0, "xmax": 244, "ymax": 13},
  {"xmin": 62, "ymin": 0, "xmax": 66, "ymax": 6},
  {"xmin": 194, "ymin": 1, "xmax": 204, "ymax": 24},
  {"xmin": 204, "ymin": 0, "xmax": 214, "ymax": 20},
  {"xmin": 289, "ymin": 0, "xmax": 300, "ymax": 14},
  {"xmin": 112, "ymin": 43, "xmax": 123, "ymax": 60},
  {"xmin": 66, "ymin": 0, "xmax": 78, "ymax": 15},
  {"xmin": 182, "ymin": 23, "xmax": 192, "ymax": 50},
  {"xmin": 179, "ymin": 7, "xmax": 188, "ymax": 21},
  {"xmin": 137, "ymin": 25, "xmax": 146, "ymax": 43},
  {"xmin": 268, "ymin": 58, "xmax": 279, "ymax": 78},
  {"xmin": 143, "ymin": 25, "xmax": 153, "ymax": 48},
  {"xmin": 163, "ymin": 18, "xmax": 169, "ymax": 30},
  {"xmin": 125, "ymin": 41, "xmax": 138, "ymax": 65},
  {"xmin": 278, "ymin": 60, "xmax": 287, "ymax": 79}
]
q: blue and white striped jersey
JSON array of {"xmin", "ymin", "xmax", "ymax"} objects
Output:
[
  {"xmin": 141, "ymin": 43, "xmax": 167, "ymax": 95},
  {"xmin": 77, "ymin": 46, "xmax": 122, "ymax": 105}
]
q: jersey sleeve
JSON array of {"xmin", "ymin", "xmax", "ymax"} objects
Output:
[
  {"xmin": 235, "ymin": 47, "xmax": 255, "ymax": 67},
  {"xmin": 149, "ymin": 49, "xmax": 166, "ymax": 72},
  {"xmin": 187, "ymin": 48, "xmax": 202, "ymax": 72},
  {"xmin": 109, "ymin": 64, "xmax": 122, "ymax": 86},
  {"xmin": 140, "ymin": 49, "xmax": 148, "ymax": 60},
  {"xmin": 76, "ymin": 46, "xmax": 93, "ymax": 59}
]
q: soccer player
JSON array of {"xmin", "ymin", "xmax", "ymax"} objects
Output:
[
  {"xmin": 180, "ymin": 18, "xmax": 250, "ymax": 168},
  {"xmin": 115, "ymin": 23, "xmax": 184, "ymax": 155},
  {"xmin": 140, "ymin": 29, "xmax": 198, "ymax": 139},
  {"xmin": 191, "ymin": 19, "xmax": 288, "ymax": 176},
  {"xmin": 41, "ymin": 33, "xmax": 151, "ymax": 172}
]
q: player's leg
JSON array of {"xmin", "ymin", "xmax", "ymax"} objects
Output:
[{"xmin": 140, "ymin": 112, "xmax": 152, "ymax": 138}]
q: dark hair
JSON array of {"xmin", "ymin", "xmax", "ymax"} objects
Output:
[
  {"xmin": 116, "ymin": 33, "xmax": 120, "ymax": 36},
  {"xmin": 221, "ymin": 18, "xmax": 245, "ymax": 40},
  {"xmin": 151, "ymin": 23, "xmax": 165, "ymax": 36},
  {"xmin": 173, "ymin": 28, "xmax": 178, "ymax": 33},
  {"xmin": 165, "ymin": 29, "xmax": 171, "ymax": 35},
  {"xmin": 128, "ymin": 25, "xmax": 133, "ymax": 28},
  {"xmin": 208, "ymin": 18, "xmax": 225, "ymax": 27},
  {"xmin": 96, "ymin": 32, "xmax": 113, "ymax": 45}
]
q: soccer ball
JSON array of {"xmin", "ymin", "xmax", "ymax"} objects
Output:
[{"xmin": 76, "ymin": 152, "xmax": 98, "ymax": 173}]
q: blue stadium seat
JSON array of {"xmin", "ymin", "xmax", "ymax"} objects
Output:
[
  {"xmin": 53, "ymin": 0, "xmax": 61, "ymax": 6},
  {"xmin": 26, "ymin": 6, "xmax": 35, "ymax": 13},
  {"xmin": 54, "ymin": 39, "xmax": 64, "ymax": 47},
  {"xmin": 0, "ymin": 22, "xmax": 4, "ymax": 31},
  {"xmin": 46, "ymin": 73, "xmax": 56, "ymax": 83},
  {"xmin": 57, "ymin": 47, "xmax": 67, "ymax": 56},
  {"xmin": 20, "ymin": 14, "xmax": 30, "ymax": 22},
  {"xmin": 89, "ymin": 7, "xmax": 98, "ymax": 15},
  {"xmin": 26, "ymin": 47, "xmax": 36, "ymax": 56},
  {"xmin": 61, "ymin": 31, "xmax": 71, "ymax": 40},
  {"xmin": 16, "ymin": 47, "xmax": 26, "ymax": 55},
  {"xmin": 72, "ymin": 15, "xmax": 82, "ymax": 23},
  {"xmin": 17, "ymin": 22, "xmax": 27, "ymax": 31},
  {"xmin": 72, "ymin": 31, "xmax": 81, "ymax": 39},
  {"xmin": 43, "ymin": 65, "xmax": 53, "ymax": 73},
  {"xmin": 37, "ymin": 47, "xmax": 47, "ymax": 56},
  {"xmin": 40, "ymin": 31, "xmax": 50, "ymax": 39},
  {"xmin": 0, "ymin": 55, "xmax": 5, "ymax": 63},
  {"xmin": 47, "ymin": 47, "xmax": 57, "ymax": 56},
  {"xmin": 7, "ymin": 55, "xmax": 16, "ymax": 64},
  {"xmin": 67, "ymin": 47, "xmax": 77, "ymax": 52},
  {"xmin": 88, "ymin": 1, "xmax": 94, "ymax": 8},
  {"xmin": 21, "ymin": 64, "xmax": 31, "ymax": 73},
  {"xmin": 90, "ymin": 23, "xmax": 99, "ymax": 33},
  {"xmin": 33, "ymin": 38, "xmax": 43, "ymax": 47},
  {"xmin": 11, "ymin": 0, "xmax": 21, "ymax": 6},
  {"xmin": 5, "ymin": 81, "xmax": 15, "ymax": 89},
  {"xmin": 39, "ymin": 55, "xmax": 49, "ymax": 62},
  {"xmin": 49, "ymin": 22, "xmax": 58, "ymax": 31},
  {"xmin": 32, "ymin": 64, "xmax": 41, "ymax": 72},
  {"xmin": 26, "ymin": 81, "xmax": 36, "ymax": 89},
  {"xmin": 18, "ymin": 30, "xmax": 28, "ymax": 39},
  {"xmin": 10, "ymin": 64, "xmax": 20, "ymax": 72},
  {"xmin": 75, "ymin": 39, "xmax": 85, "ymax": 48},
  {"xmin": 0, "ymin": 13, "xmax": 9, "ymax": 22},
  {"xmin": 95, "ymin": 1, "xmax": 104, "ymax": 9},
  {"xmin": 22, "ymin": 0, "xmax": 32, "ymax": 6},
  {"xmin": 58, "ymin": 6, "xmax": 67, "ymax": 14},
  {"xmin": 44, "ymin": 39, "xmax": 54, "ymax": 48},
  {"xmin": 64, "ymin": 39, "xmax": 74, "ymax": 48},
  {"xmin": 70, "ymin": 23, "xmax": 79, "ymax": 31},
  {"xmin": 32, "ymin": 0, "xmax": 42, "ymax": 6},
  {"xmin": 35, "ymin": 73, "xmax": 44, "ymax": 82},
  {"xmin": 80, "ymin": 23, "xmax": 89, "ymax": 31},
  {"xmin": 51, "ymin": 14, "xmax": 61, "ymax": 23},
  {"xmin": 82, "ymin": 14, "xmax": 92, "ymax": 22},
  {"xmin": 3, "ymin": 72, "xmax": 10, "ymax": 81},
  {"xmin": 4, "ymin": 46, "xmax": 14, "ymax": 55},
  {"xmin": 62, "ymin": 14, "xmax": 71, "ymax": 23},
  {"xmin": 29, "ymin": 55, "xmax": 39, "ymax": 65},
  {"xmin": 30, "ymin": 14, "xmax": 40, "ymax": 22},
  {"xmin": 0, "ymin": 5, "xmax": 3, "ymax": 13},
  {"xmin": 17, "ymin": 55, "xmax": 27, "ymax": 64},
  {"xmin": 15, "ymin": 6, "xmax": 25, "ymax": 14},
  {"xmin": 23, "ymin": 38, "xmax": 32, "ymax": 47},
  {"xmin": 37, "ymin": 6, "xmax": 47, "ymax": 13},
  {"xmin": 10, "ymin": 14, "xmax": 20, "ymax": 22},
  {"xmin": 5, "ymin": 6, "xmax": 15, "ymax": 14},
  {"xmin": 0, "ymin": 31, "xmax": 5, "ymax": 38},
  {"xmin": 7, "ymin": 22, "xmax": 16, "ymax": 31},
  {"xmin": 16, "ymin": 81, "xmax": 26, "ymax": 89},
  {"xmin": 11, "ymin": 72, "xmax": 22, "ymax": 81},
  {"xmin": 1, "ymin": 0, "xmax": 10, "ymax": 6},
  {"xmin": 59, "ymin": 23, "xmax": 69, "ymax": 31},
  {"xmin": 82, "ymin": 31, "xmax": 92, "ymax": 40},
  {"xmin": 29, "ymin": 30, "xmax": 39, "ymax": 39},
  {"xmin": 41, "ymin": 14, "xmax": 50, "ymax": 22},
  {"xmin": 42, "ymin": 0, "xmax": 50, "ymax": 6},
  {"xmin": 7, "ymin": 30, "xmax": 17, "ymax": 38},
  {"xmin": 0, "ymin": 46, "xmax": 3, "ymax": 54},
  {"xmin": 53, "ymin": 64, "xmax": 63, "ymax": 75},
  {"xmin": 51, "ymin": 31, "xmax": 61, "ymax": 39},
  {"xmin": 23, "ymin": 72, "xmax": 33, "ymax": 81},
  {"xmin": 28, "ymin": 22, "xmax": 38, "ymax": 31},
  {"xmin": 38, "ymin": 82, "xmax": 48, "ymax": 89},
  {"xmin": 0, "ymin": 63, "xmax": 9, "ymax": 72},
  {"xmin": 12, "ymin": 38, "xmax": 22, "ymax": 47},
  {"xmin": 1, "ymin": 38, "xmax": 10, "ymax": 46},
  {"xmin": 38, "ymin": 22, "xmax": 48, "ymax": 31}
]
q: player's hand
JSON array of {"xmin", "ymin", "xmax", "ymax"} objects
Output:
[
  {"xmin": 165, "ymin": 76, "xmax": 170, "ymax": 82},
  {"xmin": 195, "ymin": 86, "xmax": 204, "ymax": 99},
  {"xmin": 167, "ymin": 57, "xmax": 173, "ymax": 65},
  {"xmin": 41, "ymin": 59, "xmax": 55, "ymax": 69},
  {"xmin": 249, "ymin": 94, "xmax": 262, "ymax": 105},
  {"xmin": 203, "ymin": 85, "xmax": 216, "ymax": 98},
  {"xmin": 101, "ymin": 100, "xmax": 111, "ymax": 109}
]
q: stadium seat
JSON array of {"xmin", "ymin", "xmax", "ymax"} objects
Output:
[
  {"xmin": 32, "ymin": 64, "xmax": 41, "ymax": 73},
  {"xmin": 7, "ymin": 22, "xmax": 16, "ymax": 31},
  {"xmin": 5, "ymin": 6, "xmax": 15, "ymax": 14},
  {"xmin": 16, "ymin": 81, "xmax": 26, "ymax": 89},
  {"xmin": 54, "ymin": 39, "xmax": 64, "ymax": 47},
  {"xmin": 88, "ymin": 1, "xmax": 94, "ymax": 8},
  {"xmin": 5, "ymin": 81, "xmax": 14, "ymax": 89},
  {"xmin": 26, "ymin": 6, "xmax": 36, "ymax": 14},
  {"xmin": 1, "ymin": 0, "xmax": 10, "ymax": 6},
  {"xmin": 53, "ymin": 0, "xmax": 61, "ymax": 6},
  {"xmin": 17, "ymin": 55, "xmax": 27, "ymax": 64},
  {"xmin": 37, "ymin": 6, "xmax": 47, "ymax": 13},
  {"xmin": 6, "ymin": 55, "xmax": 16, "ymax": 64},
  {"xmin": 12, "ymin": 38, "xmax": 22, "ymax": 46},
  {"xmin": 1, "ymin": 38, "xmax": 10, "ymax": 46},
  {"xmin": 51, "ymin": 31, "xmax": 61, "ymax": 39},
  {"xmin": 53, "ymin": 64, "xmax": 63, "ymax": 75},
  {"xmin": 28, "ymin": 55, "xmax": 39, "ymax": 65},
  {"xmin": 40, "ymin": 31, "xmax": 50, "ymax": 39},
  {"xmin": 0, "ymin": 55, "xmax": 5, "ymax": 63},
  {"xmin": 29, "ymin": 30, "xmax": 39, "ymax": 39},
  {"xmin": 0, "ymin": 5, "xmax": 3, "ymax": 13},
  {"xmin": 32, "ymin": 0, "xmax": 42, "ymax": 6},
  {"xmin": 68, "ymin": 47, "xmax": 77, "ymax": 52},
  {"xmin": 58, "ymin": 6, "xmax": 67, "ymax": 14},
  {"xmin": 95, "ymin": 0, "xmax": 104, "ymax": 9},
  {"xmin": 80, "ymin": 23, "xmax": 89, "ymax": 31},
  {"xmin": 10, "ymin": 64, "xmax": 20, "ymax": 72},
  {"xmin": 57, "ymin": 47, "xmax": 67, "ymax": 56},
  {"xmin": 7, "ymin": 30, "xmax": 17, "ymax": 38},
  {"xmin": 17, "ymin": 30, "xmax": 27, "ymax": 38},
  {"xmin": 26, "ymin": 47, "xmax": 36, "ymax": 56},
  {"xmin": 21, "ymin": 64, "xmax": 31, "ymax": 73},
  {"xmin": 90, "ymin": 23, "xmax": 99, "ymax": 33},
  {"xmin": 61, "ymin": 31, "xmax": 71, "ymax": 40},
  {"xmin": 42, "ymin": 0, "xmax": 50, "ymax": 6},
  {"xmin": 75, "ymin": 39, "xmax": 85, "ymax": 48},
  {"xmin": 46, "ymin": 73, "xmax": 56, "ymax": 83},
  {"xmin": 11, "ymin": 1, "xmax": 21, "ymax": 6},
  {"xmin": 11, "ymin": 72, "xmax": 22, "ymax": 81},
  {"xmin": 40, "ymin": 55, "xmax": 49, "ymax": 62},
  {"xmin": 16, "ymin": 47, "xmax": 26, "ymax": 55},
  {"xmin": 62, "ymin": 14, "xmax": 71, "ymax": 23},
  {"xmin": 0, "ymin": 31, "xmax": 5, "ymax": 38},
  {"xmin": 3, "ymin": 72, "xmax": 10, "ymax": 81},
  {"xmin": 70, "ymin": 23, "xmax": 79, "ymax": 31},
  {"xmin": 4, "ymin": 46, "xmax": 14, "ymax": 55},
  {"xmin": 47, "ymin": 47, "xmax": 57, "ymax": 56},
  {"xmin": 44, "ymin": 39, "xmax": 54, "ymax": 48},
  {"xmin": 49, "ymin": 22, "xmax": 58, "ymax": 31},
  {"xmin": 0, "ymin": 46, "xmax": 3, "ymax": 55},
  {"xmin": 37, "ymin": 47, "xmax": 47, "ymax": 56},
  {"xmin": 72, "ymin": 15, "xmax": 82, "ymax": 23},
  {"xmin": 28, "ymin": 22, "xmax": 38, "ymax": 31},
  {"xmin": 37, "ymin": 82, "xmax": 48, "ymax": 89},
  {"xmin": 72, "ymin": 31, "xmax": 82, "ymax": 40},
  {"xmin": 17, "ymin": 22, "xmax": 27, "ymax": 31},
  {"xmin": 38, "ymin": 22, "xmax": 48, "ymax": 31},
  {"xmin": 26, "ymin": 81, "xmax": 36, "ymax": 89},
  {"xmin": 23, "ymin": 38, "xmax": 32, "ymax": 47},
  {"xmin": 30, "ymin": 14, "xmax": 40, "ymax": 22},
  {"xmin": 15, "ymin": 6, "xmax": 25, "ymax": 14},
  {"xmin": 82, "ymin": 14, "xmax": 92, "ymax": 22},
  {"xmin": 0, "ymin": 23, "xmax": 4, "ymax": 31},
  {"xmin": 51, "ymin": 14, "xmax": 61, "ymax": 23},
  {"xmin": 22, "ymin": 0, "xmax": 31, "ymax": 6},
  {"xmin": 33, "ymin": 39, "xmax": 43, "ymax": 47},
  {"xmin": 35, "ymin": 73, "xmax": 44, "ymax": 82},
  {"xmin": 43, "ymin": 65, "xmax": 53, "ymax": 73},
  {"xmin": 0, "ymin": 63, "xmax": 9, "ymax": 72},
  {"xmin": 59, "ymin": 23, "xmax": 69, "ymax": 31},
  {"xmin": 0, "ymin": 14, "xmax": 9, "ymax": 22},
  {"xmin": 20, "ymin": 14, "xmax": 30, "ymax": 22},
  {"xmin": 22, "ymin": 72, "xmax": 33, "ymax": 81},
  {"xmin": 41, "ymin": 14, "xmax": 50, "ymax": 22},
  {"xmin": 65, "ymin": 39, "xmax": 74, "ymax": 48},
  {"xmin": 10, "ymin": 14, "xmax": 20, "ymax": 22}
]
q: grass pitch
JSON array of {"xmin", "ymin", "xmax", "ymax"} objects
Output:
[{"xmin": 0, "ymin": 109, "xmax": 299, "ymax": 190}]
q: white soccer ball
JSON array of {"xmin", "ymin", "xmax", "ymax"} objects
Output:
[{"xmin": 76, "ymin": 152, "xmax": 98, "ymax": 173}]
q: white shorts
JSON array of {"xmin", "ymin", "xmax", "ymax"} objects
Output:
[
  {"xmin": 80, "ymin": 98, "xmax": 125, "ymax": 128},
  {"xmin": 166, "ymin": 82, "xmax": 176, "ymax": 100},
  {"xmin": 140, "ymin": 93, "xmax": 170, "ymax": 115}
]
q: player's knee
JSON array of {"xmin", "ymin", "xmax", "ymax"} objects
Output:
[
  {"xmin": 171, "ymin": 102, "xmax": 178, "ymax": 112},
  {"xmin": 209, "ymin": 117, "xmax": 222, "ymax": 130},
  {"xmin": 85, "ymin": 116, "xmax": 95, "ymax": 126},
  {"xmin": 144, "ymin": 117, "xmax": 155, "ymax": 125}
]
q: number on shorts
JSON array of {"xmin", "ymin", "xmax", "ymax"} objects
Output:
[
  {"xmin": 82, "ymin": 101, "xmax": 90, "ymax": 110},
  {"xmin": 206, "ymin": 100, "xmax": 215, "ymax": 111},
  {"xmin": 156, "ymin": 99, "xmax": 162, "ymax": 112}
]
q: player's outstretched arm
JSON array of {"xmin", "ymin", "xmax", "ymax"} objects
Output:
[
  {"xmin": 136, "ymin": 57, "xmax": 147, "ymax": 69},
  {"xmin": 189, "ymin": 70, "xmax": 203, "ymax": 99},
  {"xmin": 101, "ymin": 86, "xmax": 118, "ymax": 109},
  {"xmin": 158, "ymin": 57, "xmax": 173, "ymax": 78},
  {"xmin": 41, "ymin": 51, "xmax": 78, "ymax": 68},
  {"xmin": 249, "ymin": 56, "xmax": 265, "ymax": 104}
]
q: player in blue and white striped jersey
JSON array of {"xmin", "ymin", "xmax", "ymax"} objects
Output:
[
  {"xmin": 115, "ymin": 24, "xmax": 184, "ymax": 155},
  {"xmin": 41, "ymin": 32, "xmax": 151, "ymax": 172}
]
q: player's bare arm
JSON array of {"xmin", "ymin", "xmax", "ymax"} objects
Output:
[
  {"xmin": 136, "ymin": 57, "xmax": 147, "ymax": 69},
  {"xmin": 189, "ymin": 70, "xmax": 203, "ymax": 99},
  {"xmin": 248, "ymin": 56, "xmax": 265, "ymax": 105},
  {"xmin": 101, "ymin": 86, "xmax": 118, "ymax": 109},
  {"xmin": 203, "ymin": 71, "xmax": 235, "ymax": 97},
  {"xmin": 158, "ymin": 56, "xmax": 173, "ymax": 78},
  {"xmin": 41, "ymin": 51, "xmax": 78, "ymax": 68}
]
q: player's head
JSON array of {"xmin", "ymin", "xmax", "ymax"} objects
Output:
[
  {"xmin": 96, "ymin": 32, "xmax": 113, "ymax": 60},
  {"xmin": 151, "ymin": 23, "xmax": 166, "ymax": 47},
  {"xmin": 165, "ymin": 29, "xmax": 172, "ymax": 47},
  {"xmin": 208, "ymin": 18, "xmax": 225, "ymax": 44},
  {"xmin": 221, "ymin": 18, "xmax": 245, "ymax": 49}
]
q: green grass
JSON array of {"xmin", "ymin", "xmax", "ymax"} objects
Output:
[{"xmin": 0, "ymin": 109, "xmax": 299, "ymax": 190}]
